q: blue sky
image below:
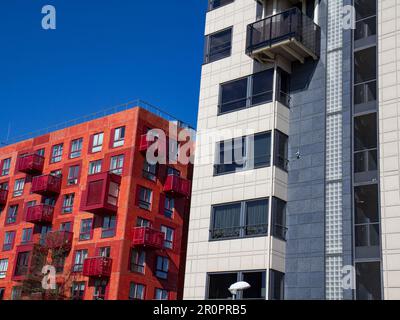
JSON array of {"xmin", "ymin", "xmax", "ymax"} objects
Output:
[{"xmin": 0, "ymin": 1, "xmax": 206, "ymax": 143}]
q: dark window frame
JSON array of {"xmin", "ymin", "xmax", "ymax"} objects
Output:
[{"xmin": 204, "ymin": 27, "xmax": 233, "ymax": 64}]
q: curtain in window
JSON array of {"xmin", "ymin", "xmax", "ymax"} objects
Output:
[
  {"xmin": 212, "ymin": 203, "xmax": 241, "ymax": 239},
  {"xmin": 246, "ymin": 199, "xmax": 268, "ymax": 235}
]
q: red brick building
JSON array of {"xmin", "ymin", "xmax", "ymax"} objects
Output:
[{"xmin": 0, "ymin": 104, "xmax": 193, "ymax": 300}]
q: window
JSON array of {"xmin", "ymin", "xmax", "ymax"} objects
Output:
[
  {"xmin": 6, "ymin": 205, "xmax": 18, "ymax": 224},
  {"xmin": 137, "ymin": 217, "xmax": 151, "ymax": 228},
  {"xmin": 36, "ymin": 148, "xmax": 45, "ymax": 157},
  {"xmin": 356, "ymin": 261, "xmax": 381, "ymax": 300},
  {"xmin": 3, "ymin": 231, "xmax": 15, "ymax": 251},
  {"xmin": 102, "ymin": 215, "xmax": 116, "ymax": 238},
  {"xmin": 354, "ymin": 47, "xmax": 377, "ymax": 107},
  {"xmin": 60, "ymin": 222, "xmax": 72, "ymax": 232},
  {"xmin": 40, "ymin": 225, "xmax": 52, "ymax": 245},
  {"xmin": 67, "ymin": 165, "xmax": 80, "ymax": 185},
  {"xmin": 204, "ymin": 28, "xmax": 232, "ymax": 64},
  {"xmin": 79, "ymin": 219, "xmax": 92, "ymax": 241},
  {"xmin": 164, "ymin": 196, "xmax": 174, "ymax": 218},
  {"xmin": 110, "ymin": 155, "xmax": 124, "ymax": 175},
  {"xmin": 99, "ymin": 247, "xmax": 111, "ymax": 258},
  {"xmin": 354, "ymin": 113, "xmax": 377, "ymax": 176},
  {"xmin": 130, "ymin": 249, "xmax": 145, "ymax": 274},
  {"xmin": 161, "ymin": 225, "xmax": 174, "ymax": 249},
  {"xmin": 167, "ymin": 166, "xmax": 180, "ymax": 177},
  {"xmin": 219, "ymin": 69, "xmax": 274, "ymax": 114},
  {"xmin": 214, "ymin": 132, "xmax": 271, "ymax": 175},
  {"xmin": 73, "ymin": 250, "xmax": 88, "ymax": 272},
  {"xmin": 21, "ymin": 228, "xmax": 33, "ymax": 244},
  {"xmin": 1, "ymin": 158, "xmax": 11, "ymax": 176},
  {"xmin": 207, "ymin": 271, "xmax": 266, "ymax": 300},
  {"xmin": 89, "ymin": 160, "xmax": 102, "ymax": 175},
  {"xmin": 0, "ymin": 259, "xmax": 8, "ymax": 279},
  {"xmin": 274, "ymin": 130, "xmax": 289, "ymax": 171},
  {"xmin": 107, "ymin": 182, "xmax": 120, "ymax": 206},
  {"xmin": 271, "ymin": 197, "xmax": 287, "ymax": 241},
  {"xmin": 155, "ymin": 256, "xmax": 169, "ymax": 279},
  {"xmin": 54, "ymin": 254, "xmax": 66, "ymax": 274},
  {"xmin": 210, "ymin": 199, "xmax": 268, "ymax": 240},
  {"xmin": 14, "ymin": 251, "xmax": 30, "ymax": 276},
  {"xmin": 143, "ymin": 160, "xmax": 157, "ymax": 181},
  {"xmin": 70, "ymin": 138, "xmax": 83, "ymax": 159},
  {"xmin": 71, "ymin": 282, "xmax": 86, "ymax": 300},
  {"xmin": 62, "ymin": 193, "xmax": 75, "ymax": 214},
  {"xmin": 13, "ymin": 178, "xmax": 25, "ymax": 197},
  {"xmin": 129, "ymin": 282, "xmax": 145, "ymax": 300},
  {"xmin": 11, "ymin": 287, "xmax": 22, "ymax": 300},
  {"xmin": 0, "ymin": 181, "xmax": 8, "ymax": 191},
  {"xmin": 0, "ymin": 288, "xmax": 4, "ymax": 300},
  {"xmin": 91, "ymin": 132, "xmax": 104, "ymax": 153},
  {"xmin": 51, "ymin": 169, "xmax": 62, "ymax": 177},
  {"xmin": 138, "ymin": 187, "xmax": 152, "ymax": 210},
  {"xmin": 112, "ymin": 126, "xmax": 126, "ymax": 148},
  {"xmin": 269, "ymin": 270, "xmax": 285, "ymax": 300},
  {"xmin": 208, "ymin": 0, "xmax": 234, "ymax": 11},
  {"xmin": 154, "ymin": 288, "xmax": 169, "ymax": 300},
  {"xmin": 51, "ymin": 144, "xmax": 63, "ymax": 163},
  {"xmin": 93, "ymin": 279, "xmax": 108, "ymax": 300}
]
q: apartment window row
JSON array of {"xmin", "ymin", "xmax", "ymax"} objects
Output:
[
  {"xmin": 137, "ymin": 186, "xmax": 176, "ymax": 219},
  {"xmin": 207, "ymin": 270, "xmax": 284, "ymax": 300},
  {"xmin": 214, "ymin": 130, "xmax": 288, "ymax": 175},
  {"xmin": 0, "ymin": 126, "xmax": 126, "ymax": 175},
  {"xmin": 129, "ymin": 282, "xmax": 169, "ymax": 300},
  {"xmin": 210, "ymin": 197, "xmax": 286, "ymax": 241},
  {"xmin": 130, "ymin": 249, "xmax": 171, "ymax": 277}
]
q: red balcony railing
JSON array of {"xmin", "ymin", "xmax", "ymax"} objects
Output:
[
  {"xmin": 31, "ymin": 174, "xmax": 62, "ymax": 196},
  {"xmin": 25, "ymin": 204, "xmax": 54, "ymax": 224},
  {"xmin": 139, "ymin": 134, "xmax": 151, "ymax": 152},
  {"xmin": 16, "ymin": 154, "xmax": 45, "ymax": 175},
  {"xmin": 163, "ymin": 175, "xmax": 191, "ymax": 198},
  {"xmin": 0, "ymin": 189, "xmax": 8, "ymax": 206},
  {"xmin": 45, "ymin": 231, "xmax": 73, "ymax": 250},
  {"xmin": 132, "ymin": 227, "xmax": 164, "ymax": 249},
  {"xmin": 82, "ymin": 257, "xmax": 112, "ymax": 277},
  {"xmin": 80, "ymin": 172, "xmax": 121, "ymax": 215}
]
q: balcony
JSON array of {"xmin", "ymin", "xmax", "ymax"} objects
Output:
[
  {"xmin": 163, "ymin": 175, "xmax": 191, "ymax": 198},
  {"xmin": 138, "ymin": 133, "xmax": 165, "ymax": 153},
  {"xmin": 31, "ymin": 174, "xmax": 62, "ymax": 196},
  {"xmin": 45, "ymin": 231, "xmax": 73, "ymax": 250},
  {"xmin": 246, "ymin": 7, "xmax": 321, "ymax": 64},
  {"xmin": 82, "ymin": 257, "xmax": 112, "ymax": 277},
  {"xmin": 80, "ymin": 172, "xmax": 121, "ymax": 215},
  {"xmin": 132, "ymin": 227, "xmax": 164, "ymax": 250},
  {"xmin": 0, "ymin": 189, "xmax": 8, "ymax": 206},
  {"xmin": 16, "ymin": 153, "xmax": 45, "ymax": 175},
  {"xmin": 25, "ymin": 204, "xmax": 54, "ymax": 224}
]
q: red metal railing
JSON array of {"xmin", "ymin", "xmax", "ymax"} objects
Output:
[
  {"xmin": 45, "ymin": 231, "xmax": 73, "ymax": 250},
  {"xmin": 163, "ymin": 175, "xmax": 191, "ymax": 198},
  {"xmin": 25, "ymin": 204, "xmax": 54, "ymax": 224},
  {"xmin": 16, "ymin": 154, "xmax": 45, "ymax": 174},
  {"xmin": 132, "ymin": 227, "xmax": 164, "ymax": 249},
  {"xmin": 82, "ymin": 257, "xmax": 112, "ymax": 277},
  {"xmin": 0, "ymin": 189, "xmax": 8, "ymax": 205},
  {"xmin": 31, "ymin": 174, "xmax": 62, "ymax": 195}
]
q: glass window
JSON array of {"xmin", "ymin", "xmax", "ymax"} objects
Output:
[
  {"xmin": 14, "ymin": 251, "xmax": 30, "ymax": 276},
  {"xmin": 62, "ymin": 193, "xmax": 75, "ymax": 214},
  {"xmin": 93, "ymin": 279, "xmax": 108, "ymax": 300},
  {"xmin": 79, "ymin": 219, "xmax": 92, "ymax": 241},
  {"xmin": 110, "ymin": 155, "xmax": 124, "ymax": 175},
  {"xmin": 138, "ymin": 187, "xmax": 152, "ymax": 210},
  {"xmin": 271, "ymin": 197, "xmax": 287, "ymax": 240},
  {"xmin": 67, "ymin": 165, "xmax": 80, "ymax": 185},
  {"xmin": 36, "ymin": 148, "xmax": 45, "ymax": 157},
  {"xmin": 167, "ymin": 166, "xmax": 180, "ymax": 177},
  {"xmin": 70, "ymin": 138, "xmax": 83, "ymax": 159},
  {"xmin": 13, "ymin": 178, "xmax": 25, "ymax": 197},
  {"xmin": 0, "ymin": 288, "xmax": 4, "ymax": 300},
  {"xmin": 102, "ymin": 216, "xmax": 116, "ymax": 238},
  {"xmin": 107, "ymin": 181, "xmax": 120, "ymax": 206},
  {"xmin": 129, "ymin": 283, "xmax": 145, "ymax": 300},
  {"xmin": 60, "ymin": 222, "xmax": 72, "ymax": 232},
  {"xmin": 3, "ymin": 231, "xmax": 15, "ymax": 251},
  {"xmin": 1, "ymin": 158, "xmax": 11, "ymax": 176},
  {"xmin": 21, "ymin": 228, "xmax": 33, "ymax": 244},
  {"xmin": 208, "ymin": 0, "xmax": 234, "ymax": 11},
  {"xmin": 355, "ymin": 0, "xmax": 376, "ymax": 20},
  {"xmin": 251, "ymin": 132, "xmax": 272, "ymax": 168},
  {"xmin": 92, "ymin": 132, "xmax": 104, "ymax": 153},
  {"xmin": 40, "ymin": 225, "xmax": 52, "ymax": 245},
  {"xmin": 89, "ymin": 160, "xmax": 102, "ymax": 175},
  {"xmin": 130, "ymin": 249, "xmax": 145, "ymax": 274},
  {"xmin": 143, "ymin": 160, "xmax": 157, "ymax": 181},
  {"xmin": 269, "ymin": 270, "xmax": 285, "ymax": 300},
  {"xmin": 204, "ymin": 28, "xmax": 232, "ymax": 64},
  {"xmin": 6, "ymin": 205, "xmax": 18, "ymax": 224},
  {"xmin": 0, "ymin": 259, "xmax": 8, "ymax": 279},
  {"xmin": 211, "ymin": 203, "xmax": 241, "ymax": 240},
  {"xmin": 164, "ymin": 196, "xmax": 174, "ymax": 218},
  {"xmin": 156, "ymin": 256, "xmax": 169, "ymax": 279},
  {"xmin": 71, "ymin": 282, "xmax": 86, "ymax": 300},
  {"xmin": 73, "ymin": 250, "xmax": 88, "ymax": 272},
  {"xmin": 113, "ymin": 126, "xmax": 126, "ymax": 148},
  {"xmin": 161, "ymin": 225, "xmax": 174, "ymax": 249},
  {"xmin": 154, "ymin": 288, "xmax": 169, "ymax": 300},
  {"xmin": 274, "ymin": 130, "xmax": 289, "ymax": 171},
  {"xmin": 214, "ymin": 137, "xmax": 246, "ymax": 175},
  {"xmin": 220, "ymin": 78, "xmax": 248, "ymax": 114},
  {"xmin": 99, "ymin": 247, "xmax": 111, "ymax": 258},
  {"xmin": 354, "ymin": 47, "xmax": 376, "ymax": 85},
  {"xmin": 245, "ymin": 199, "xmax": 269, "ymax": 236},
  {"xmin": 354, "ymin": 113, "xmax": 377, "ymax": 151},
  {"xmin": 251, "ymin": 69, "xmax": 274, "ymax": 106},
  {"xmin": 356, "ymin": 261, "xmax": 381, "ymax": 300},
  {"xmin": 207, "ymin": 273, "xmax": 238, "ymax": 299},
  {"xmin": 137, "ymin": 217, "xmax": 151, "ymax": 228},
  {"xmin": 11, "ymin": 287, "xmax": 22, "ymax": 300},
  {"xmin": 242, "ymin": 271, "xmax": 266, "ymax": 300},
  {"xmin": 51, "ymin": 144, "xmax": 63, "ymax": 163}
]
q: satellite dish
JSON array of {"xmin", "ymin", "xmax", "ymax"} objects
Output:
[{"xmin": 229, "ymin": 281, "xmax": 251, "ymax": 295}]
